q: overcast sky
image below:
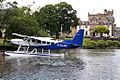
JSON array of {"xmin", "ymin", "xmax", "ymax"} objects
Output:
[{"xmin": 6, "ymin": 0, "xmax": 120, "ymax": 27}]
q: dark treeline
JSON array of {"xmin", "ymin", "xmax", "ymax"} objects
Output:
[{"xmin": 0, "ymin": 0, "xmax": 78, "ymax": 39}]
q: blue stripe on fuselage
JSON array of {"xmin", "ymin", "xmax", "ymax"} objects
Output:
[{"xmin": 31, "ymin": 41, "xmax": 77, "ymax": 49}]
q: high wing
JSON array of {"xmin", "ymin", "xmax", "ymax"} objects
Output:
[
  {"xmin": 12, "ymin": 33, "xmax": 29, "ymax": 38},
  {"xmin": 12, "ymin": 33, "xmax": 55, "ymax": 40}
]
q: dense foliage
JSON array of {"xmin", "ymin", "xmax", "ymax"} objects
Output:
[
  {"xmin": 34, "ymin": 2, "xmax": 77, "ymax": 38},
  {"xmin": 0, "ymin": 1, "xmax": 77, "ymax": 38},
  {"xmin": 0, "ymin": 1, "xmax": 48, "ymax": 38}
]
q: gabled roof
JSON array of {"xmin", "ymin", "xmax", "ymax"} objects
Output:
[{"xmin": 88, "ymin": 13, "xmax": 114, "ymax": 25}]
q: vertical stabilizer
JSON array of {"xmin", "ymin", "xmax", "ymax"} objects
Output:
[{"xmin": 71, "ymin": 29, "xmax": 84, "ymax": 47}]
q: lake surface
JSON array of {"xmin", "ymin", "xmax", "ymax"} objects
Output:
[{"xmin": 1, "ymin": 49, "xmax": 120, "ymax": 80}]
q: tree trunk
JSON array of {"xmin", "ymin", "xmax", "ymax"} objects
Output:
[
  {"xmin": 55, "ymin": 32, "xmax": 59, "ymax": 39},
  {"xmin": 100, "ymin": 33, "xmax": 103, "ymax": 37}
]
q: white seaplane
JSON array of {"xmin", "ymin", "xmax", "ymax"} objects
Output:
[{"xmin": 5, "ymin": 29, "xmax": 84, "ymax": 57}]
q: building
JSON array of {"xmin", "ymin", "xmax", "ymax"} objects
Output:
[
  {"xmin": 116, "ymin": 27, "xmax": 120, "ymax": 38},
  {"xmin": 78, "ymin": 9, "xmax": 116, "ymax": 37}
]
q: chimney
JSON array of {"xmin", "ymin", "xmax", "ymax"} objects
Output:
[{"xmin": 104, "ymin": 9, "xmax": 107, "ymax": 14}]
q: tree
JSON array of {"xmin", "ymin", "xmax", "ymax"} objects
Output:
[
  {"xmin": 34, "ymin": 4, "xmax": 58, "ymax": 36},
  {"xmin": 0, "ymin": 0, "xmax": 6, "ymax": 29},
  {"xmin": 6, "ymin": 16, "xmax": 40, "ymax": 37},
  {"xmin": 5, "ymin": 6, "xmax": 48, "ymax": 38},
  {"xmin": 0, "ymin": 1, "xmax": 18, "ymax": 32},
  {"xmin": 0, "ymin": 0, "xmax": 5, "ymax": 3},
  {"xmin": 34, "ymin": 2, "xmax": 77, "ymax": 38},
  {"xmin": 93, "ymin": 25, "xmax": 109, "ymax": 37},
  {"xmin": 0, "ymin": 0, "xmax": 13, "ymax": 38}
]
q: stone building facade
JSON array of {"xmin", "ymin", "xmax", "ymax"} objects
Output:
[
  {"xmin": 78, "ymin": 9, "xmax": 116, "ymax": 37},
  {"xmin": 115, "ymin": 27, "xmax": 120, "ymax": 38}
]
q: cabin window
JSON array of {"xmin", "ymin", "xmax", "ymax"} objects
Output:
[
  {"xmin": 32, "ymin": 39, "xmax": 35, "ymax": 42},
  {"xmin": 51, "ymin": 42, "xmax": 54, "ymax": 45},
  {"xmin": 27, "ymin": 39, "xmax": 30, "ymax": 42},
  {"xmin": 47, "ymin": 42, "xmax": 50, "ymax": 44},
  {"xmin": 42, "ymin": 41, "xmax": 46, "ymax": 44},
  {"xmin": 37, "ymin": 40, "xmax": 41, "ymax": 43}
]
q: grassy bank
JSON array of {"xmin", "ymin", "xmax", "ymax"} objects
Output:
[{"xmin": 0, "ymin": 38, "xmax": 14, "ymax": 51}]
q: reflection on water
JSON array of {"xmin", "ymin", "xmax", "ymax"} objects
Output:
[{"xmin": 1, "ymin": 49, "xmax": 120, "ymax": 80}]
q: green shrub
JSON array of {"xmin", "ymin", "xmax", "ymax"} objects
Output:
[
  {"xmin": 112, "ymin": 40, "xmax": 120, "ymax": 47},
  {"xmin": 106, "ymin": 40, "xmax": 113, "ymax": 47},
  {"xmin": 83, "ymin": 38, "xmax": 120, "ymax": 49},
  {"xmin": 96, "ymin": 40, "xmax": 107, "ymax": 48},
  {"xmin": 83, "ymin": 38, "xmax": 96, "ymax": 49},
  {"xmin": 105, "ymin": 40, "xmax": 120, "ymax": 48}
]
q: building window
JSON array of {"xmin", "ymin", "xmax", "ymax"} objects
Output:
[{"xmin": 85, "ymin": 31, "xmax": 88, "ymax": 35}]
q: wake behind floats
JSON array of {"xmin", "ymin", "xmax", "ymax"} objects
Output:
[{"xmin": 5, "ymin": 29, "xmax": 84, "ymax": 57}]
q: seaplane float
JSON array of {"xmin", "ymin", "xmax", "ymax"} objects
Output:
[{"xmin": 5, "ymin": 29, "xmax": 84, "ymax": 57}]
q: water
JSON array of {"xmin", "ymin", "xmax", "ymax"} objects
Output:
[{"xmin": 1, "ymin": 49, "xmax": 120, "ymax": 80}]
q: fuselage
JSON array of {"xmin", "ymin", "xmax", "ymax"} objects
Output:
[
  {"xmin": 10, "ymin": 37, "xmax": 78, "ymax": 49},
  {"xmin": 10, "ymin": 29, "xmax": 84, "ymax": 49}
]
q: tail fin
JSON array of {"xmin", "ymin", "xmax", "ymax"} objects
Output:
[{"xmin": 71, "ymin": 29, "xmax": 84, "ymax": 47}]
